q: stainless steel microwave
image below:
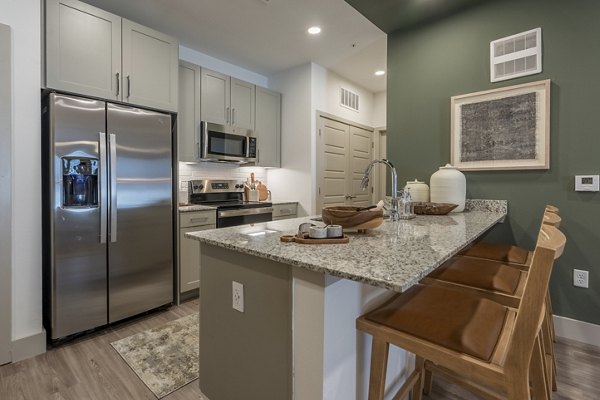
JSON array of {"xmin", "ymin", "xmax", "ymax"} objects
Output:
[{"xmin": 200, "ymin": 121, "xmax": 257, "ymax": 163}]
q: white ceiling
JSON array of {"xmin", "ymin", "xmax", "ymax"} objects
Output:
[{"xmin": 83, "ymin": 0, "xmax": 387, "ymax": 93}]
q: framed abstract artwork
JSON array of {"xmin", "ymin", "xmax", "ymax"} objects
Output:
[{"xmin": 451, "ymin": 79, "xmax": 550, "ymax": 171}]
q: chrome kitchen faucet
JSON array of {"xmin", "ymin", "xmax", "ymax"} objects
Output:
[{"xmin": 360, "ymin": 159, "xmax": 400, "ymax": 221}]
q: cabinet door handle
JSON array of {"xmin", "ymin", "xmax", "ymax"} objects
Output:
[
  {"xmin": 127, "ymin": 75, "xmax": 131, "ymax": 99},
  {"xmin": 115, "ymin": 72, "xmax": 120, "ymax": 97},
  {"xmin": 232, "ymin": 108, "xmax": 235, "ymax": 125},
  {"xmin": 226, "ymin": 107, "xmax": 230, "ymax": 124},
  {"xmin": 190, "ymin": 217, "xmax": 209, "ymax": 223}
]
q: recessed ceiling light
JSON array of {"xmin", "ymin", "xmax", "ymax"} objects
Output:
[
  {"xmin": 374, "ymin": 70, "xmax": 386, "ymax": 76},
  {"xmin": 307, "ymin": 26, "xmax": 321, "ymax": 35}
]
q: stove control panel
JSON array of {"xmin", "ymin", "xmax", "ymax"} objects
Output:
[{"xmin": 188, "ymin": 179, "xmax": 245, "ymax": 194}]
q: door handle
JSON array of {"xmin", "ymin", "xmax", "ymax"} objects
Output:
[
  {"xmin": 99, "ymin": 132, "xmax": 108, "ymax": 243},
  {"xmin": 226, "ymin": 107, "xmax": 230, "ymax": 124},
  {"xmin": 232, "ymin": 108, "xmax": 235, "ymax": 125},
  {"xmin": 109, "ymin": 133, "xmax": 118, "ymax": 242},
  {"xmin": 127, "ymin": 75, "xmax": 131, "ymax": 99},
  {"xmin": 115, "ymin": 72, "xmax": 120, "ymax": 97}
]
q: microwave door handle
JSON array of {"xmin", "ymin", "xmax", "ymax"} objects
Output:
[
  {"xmin": 109, "ymin": 133, "xmax": 118, "ymax": 242},
  {"xmin": 99, "ymin": 132, "xmax": 108, "ymax": 244}
]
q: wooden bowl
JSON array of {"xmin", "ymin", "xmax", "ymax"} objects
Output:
[
  {"xmin": 413, "ymin": 202, "xmax": 458, "ymax": 215},
  {"xmin": 321, "ymin": 206, "xmax": 384, "ymax": 230}
]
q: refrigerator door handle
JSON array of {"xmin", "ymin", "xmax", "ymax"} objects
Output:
[
  {"xmin": 109, "ymin": 133, "xmax": 118, "ymax": 242},
  {"xmin": 99, "ymin": 132, "xmax": 108, "ymax": 244}
]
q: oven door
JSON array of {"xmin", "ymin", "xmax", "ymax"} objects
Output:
[
  {"xmin": 217, "ymin": 207, "xmax": 273, "ymax": 228},
  {"xmin": 201, "ymin": 122, "xmax": 256, "ymax": 163}
]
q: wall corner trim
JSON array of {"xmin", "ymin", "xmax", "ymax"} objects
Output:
[
  {"xmin": 554, "ymin": 315, "xmax": 600, "ymax": 348},
  {"xmin": 11, "ymin": 330, "xmax": 46, "ymax": 363}
]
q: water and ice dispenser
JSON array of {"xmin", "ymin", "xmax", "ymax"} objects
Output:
[{"xmin": 62, "ymin": 157, "xmax": 99, "ymax": 207}]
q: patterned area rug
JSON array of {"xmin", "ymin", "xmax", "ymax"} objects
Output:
[{"xmin": 111, "ymin": 313, "xmax": 199, "ymax": 398}]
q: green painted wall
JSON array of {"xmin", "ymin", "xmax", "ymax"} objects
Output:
[{"xmin": 387, "ymin": 0, "xmax": 600, "ymax": 324}]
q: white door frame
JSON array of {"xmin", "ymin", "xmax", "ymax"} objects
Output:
[
  {"xmin": 0, "ymin": 23, "xmax": 13, "ymax": 365},
  {"xmin": 316, "ymin": 111, "xmax": 375, "ymax": 211},
  {"xmin": 372, "ymin": 127, "xmax": 387, "ymax": 203}
]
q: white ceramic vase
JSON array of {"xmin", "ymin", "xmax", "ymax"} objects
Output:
[
  {"xmin": 405, "ymin": 179, "xmax": 430, "ymax": 202},
  {"xmin": 430, "ymin": 164, "xmax": 466, "ymax": 212}
]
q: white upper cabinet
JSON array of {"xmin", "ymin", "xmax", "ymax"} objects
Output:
[
  {"xmin": 200, "ymin": 68, "xmax": 230, "ymax": 126},
  {"xmin": 230, "ymin": 78, "xmax": 255, "ymax": 130},
  {"xmin": 255, "ymin": 87, "xmax": 281, "ymax": 167},
  {"xmin": 122, "ymin": 19, "xmax": 178, "ymax": 112},
  {"xmin": 178, "ymin": 61, "xmax": 201, "ymax": 162},
  {"xmin": 46, "ymin": 0, "xmax": 122, "ymax": 101},
  {"xmin": 45, "ymin": 0, "xmax": 178, "ymax": 112},
  {"xmin": 200, "ymin": 68, "xmax": 254, "ymax": 130}
]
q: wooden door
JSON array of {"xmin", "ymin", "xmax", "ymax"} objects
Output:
[
  {"xmin": 255, "ymin": 86, "xmax": 281, "ymax": 167},
  {"xmin": 347, "ymin": 126, "xmax": 373, "ymax": 207},
  {"xmin": 230, "ymin": 78, "xmax": 255, "ymax": 130},
  {"xmin": 201, "ymin": 68, "xmax": 230, "ymax": 125},
  {"xmin": 46, "ymin": 0, "xmax": 121, "ymax": 101},
  {"xmin": 178, "ymin": 62, "xmax": 201, "ymax": 162},
  {"xmin": 122, "ymin": 19, "xmax": 178, "ymax": 112},
  {"xmin": 317, "ymin": 117, "xmax": 350, "ymax": 211}
]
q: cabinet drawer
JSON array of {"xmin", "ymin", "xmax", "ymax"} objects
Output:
[
  {"xmin": 272, "ymin": 204, "xmax": 297, "ymax": 219},
  {"xmin": 180, "ymin": 210, "xmax": 216, "ymax": 228}
]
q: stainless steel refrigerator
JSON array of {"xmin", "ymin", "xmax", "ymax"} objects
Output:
[{"xmin": 43, "ymin": 93, "xmax": 174, "ymax": 340}]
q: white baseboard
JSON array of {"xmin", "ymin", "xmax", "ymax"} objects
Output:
[
  {"xmin": 554, "ymin": 315, "xmax": 600, "ymax": 348},
  {"xmin": 11, "ymin": 329, "xmax": 46, "ymax": 362}
]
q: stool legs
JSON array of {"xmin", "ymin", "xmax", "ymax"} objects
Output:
[{"xmin": 368, "ymin": 338, "xmax": 389, "ymax": 400}]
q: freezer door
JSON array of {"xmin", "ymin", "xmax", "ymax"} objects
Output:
[
  {"xmin": 107, "ymin": 103, "xmax": 173, "ymax": 323},
  {"xmin": 49, "ymin": 93, "xmax": 108, "ymax": 339}
]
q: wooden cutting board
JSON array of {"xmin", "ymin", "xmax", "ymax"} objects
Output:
[{"xmin": 257, "ymin": 181, "xmax": 268, "ymax": 201}]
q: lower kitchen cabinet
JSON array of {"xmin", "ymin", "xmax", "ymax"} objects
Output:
[
  {"xmin": 272, "ymin": 203, "xmax": 298, "ymax": 221},
  {"xmin": 179, "ymin": 210, "xmax": 216, "ymax": 296}
]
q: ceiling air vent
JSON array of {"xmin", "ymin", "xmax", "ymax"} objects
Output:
[
  {"xmin": 340, "ymin": 87, "xmax": 359, "ymax": 112},
  {"xmin": 490, "ymin": 28, "xmax": 541, "ymax": 82}
]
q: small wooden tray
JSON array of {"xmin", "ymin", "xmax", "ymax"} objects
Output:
[{"xmin": 280, "ymin": 233, "xmax": 349, "ymax": 244}]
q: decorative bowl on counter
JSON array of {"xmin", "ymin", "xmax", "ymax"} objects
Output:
[
  {"xmin": 413, "ymin": 202, "xmax": 458, "ymax": 215},
  {"xmin": 321, "ymin": 206, "xmax": 384, "ymax": 231}
]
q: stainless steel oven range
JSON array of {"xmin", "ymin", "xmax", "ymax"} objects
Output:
[{"xmin": 188, "ymin": 179, "xmax": 272, "ymax": 228}]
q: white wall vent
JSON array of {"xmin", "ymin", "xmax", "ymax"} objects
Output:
[
  {"xmin": 340, "ymin": 87, "xmax": 359, "ymax": 112},
  {"xmin": 490, "ymin": 28, "xmax": 541, "ymax": 82}
]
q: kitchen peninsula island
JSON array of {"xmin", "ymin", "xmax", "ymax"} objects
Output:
[{"xmin": 187, "ymin": 200, "xmax": 507, "ymax": 400}]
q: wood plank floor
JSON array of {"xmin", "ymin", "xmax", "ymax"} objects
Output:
[{"xmin": 1, "ymin": 299, "xmax": 599, "ymax": 399}]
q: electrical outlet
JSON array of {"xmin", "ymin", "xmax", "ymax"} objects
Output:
[
  {"xmin": 573, "ymin": 269, "xmax": 589, "ymax": 288},
  {"xmin": 232, "ymin": 281, "xmax": 244, "ymax": 312}
]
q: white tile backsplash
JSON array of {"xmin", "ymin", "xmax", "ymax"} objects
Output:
[{"xmin": 178, "ymin": 162, "xmax": 268, "ymax": 204}]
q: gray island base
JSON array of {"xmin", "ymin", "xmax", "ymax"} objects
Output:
[{"xmin": 186, "ymin": 201, "xmax": 507, "ymax": 400}]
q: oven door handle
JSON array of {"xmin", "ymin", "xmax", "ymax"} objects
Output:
[{"xmin": 218, "ymin": 207, "xmax": 273, "ymax": 218}]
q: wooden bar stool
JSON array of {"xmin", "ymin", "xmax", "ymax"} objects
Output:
[
  {"xmin": 356, "ymin": 224, "xmax": 566, "ymax": 400},
  {"xmin": 420, "ymin": 209, "xmax": 562, "ymax": 393},
  {"xmin": 460, "ymin": 205, "xmax": 559, "ymax": 265}
]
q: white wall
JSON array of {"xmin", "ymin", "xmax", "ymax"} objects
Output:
[
  {"xmin": 267, "ymin": 63, "xmax": 313, "ymax": 215},
  {"xmin": 312, "ymin": 64, "xmax": 377, "ymax": 127},
  {"xmin": 373, "ymin": 91, "xmax": 387, "ymax": 128},
  {"xmin": 179, "ymin": 45, "xmax": 268, "ymax": 87},
  {"xmin": 0, "ymin": 0, "xmax": 43, "ymax": 343}
]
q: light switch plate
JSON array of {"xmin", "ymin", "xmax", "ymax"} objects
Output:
[{"xmin": 575, "ymin": 175, "xmax": 599, "ymax": 192}]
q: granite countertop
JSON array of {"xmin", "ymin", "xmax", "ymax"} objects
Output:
[
  {"xmin": 186, "ymin": 200, "xmax": 507, "ymax": 292},
  {"xmin": 178, "ymin": 204, "xmax": 217, "ymax": 213},
  {"xmin": 179, "ymin": 200, "xmax": 297, "ymax": 213}
]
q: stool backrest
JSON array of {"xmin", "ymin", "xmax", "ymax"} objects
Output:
[{"xmin": 505, "ymin": 224, "xmax": 566, "ymax": 371}]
